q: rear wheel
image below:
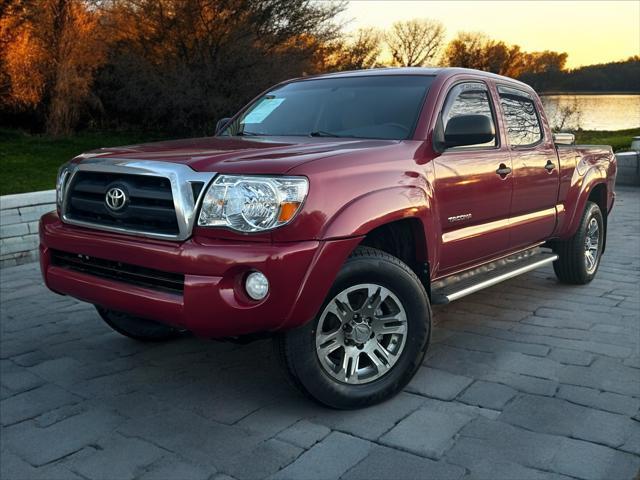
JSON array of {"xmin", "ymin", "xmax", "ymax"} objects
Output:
[
  {"xmin": 96, "ymin": 306, "xmax": 184, "ymax": 342},
  {"xmin": 275, "ymin": 247, "xmax": 431, "ymax": 409},
  {"xmin": 553, "ymin": 201, "xmax": 604, "ymax": 284}
]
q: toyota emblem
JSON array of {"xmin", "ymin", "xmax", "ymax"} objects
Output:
[{"xmin": 105, "ymin": 187, "xmax": 127, "ymax": 211}]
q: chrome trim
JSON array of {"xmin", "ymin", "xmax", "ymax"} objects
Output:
[
  {"xmin": 56, "ymin": 167, "xmax": 72, "ymax": 208},
  {"xmin": 448, "ymin": 213, "xmax": 472, "ymax": 223},
  {"xmin": 60, "ymin": 158, "xmax": 216, "ymax": 241},
  {"xmin": 444, "ymin": 253, "xmax": 558, "ymax": 302},
  {"xmin": 105, "ymin": 186, "xmax": 127, "ymax": 211},
  {"xmin": 553, "ymin": 133, "xmax": 575, "ymax": 145}
]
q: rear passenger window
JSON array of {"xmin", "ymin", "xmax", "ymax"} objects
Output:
[
  {"xmin": 441, "ymin": 82, "xmax": 497, "ymax": 148},
  {"xmin": 498, "ymin": 86, "xmax": 543, "ymax": 147}
]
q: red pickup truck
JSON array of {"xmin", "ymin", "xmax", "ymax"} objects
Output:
[{"xmin": 40, "ymin": 68, "xmax": 616, "ymax": 408}]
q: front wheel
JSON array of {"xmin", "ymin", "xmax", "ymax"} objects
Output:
[
  {"xmin": 553, "ymin": 201, "xmax": 604, "ymax": 284},
  {"xmin": 275, "ymin": 247, "xmax": 431, "ymax": 409}
]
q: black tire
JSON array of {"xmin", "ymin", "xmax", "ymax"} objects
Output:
[
  {"xmin": 96, "ymin": 306, "xmax": 184, "ymax": 342},
  {"xmin": 553, "ymin": 201, "xmax": 604, "ymax": 285},
  {"xmin": 275, "ymin": 246, "xmax": 431, "ymax": 409}
]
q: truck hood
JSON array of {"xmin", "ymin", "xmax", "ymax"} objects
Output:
[{"xmin": 76, "ymin": 136, "xmax": 400, "ymax": 174}]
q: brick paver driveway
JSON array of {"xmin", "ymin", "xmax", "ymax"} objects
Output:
[{"xmin": 1, "ymin": 187, "xmax": 639, "ymax": 480}]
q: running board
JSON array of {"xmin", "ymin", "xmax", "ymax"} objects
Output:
[{"xmin": 431, "ymin": 249, "xmax": 558, "ymax": 305}]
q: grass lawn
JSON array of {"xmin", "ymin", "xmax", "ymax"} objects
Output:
[
  {"xmin": 574, "ymin": 127, "xmax": 639, "ymax": 152},
  {"xmin": 0, "ymin": 127, "xmax": 638, "ymax": 196},
  {"xmin": 0, "ymin": 129, "xmax": 162, "ymax": 196}
]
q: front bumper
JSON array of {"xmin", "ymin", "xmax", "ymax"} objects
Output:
[{"xmin": 39, "ymin": 212, "xmax": 360, "ymax": 338}]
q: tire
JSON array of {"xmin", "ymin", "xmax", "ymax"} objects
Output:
[
  {"xmin": 96, "ymin": 306, "xmax": 184, "ymax": 342},
  {"xmin": 553, "ymin": 201, "xmax": 604, "ymax": 285},
  {"xmin": 275, "ymin": 246, "xmax": 431, "ymax": 409}
]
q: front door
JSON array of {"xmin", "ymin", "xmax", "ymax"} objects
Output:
[{"xmin": 432, "ymin": 81, "xmax": 513, "ymax": 276}]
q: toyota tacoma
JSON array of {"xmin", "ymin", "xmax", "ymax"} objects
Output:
[{"xmin": 40, "ymin": 68, "xmax": 617, "ymax": 408}]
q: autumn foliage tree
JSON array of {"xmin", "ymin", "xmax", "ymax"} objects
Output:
[
  {"xmin": 442, "ymin": 31, "xmax": 567, "ymax": 78},
  {"xmin": 0, "ymin": 0, "xmax": 345, "ymax": 134},
  {"xmin": 93, "ymin": 0, "xmax": 345, "ymax": 133},
  {"xmin": 1, "ymin": 0, "xmax": 107, "ymax": 134}
]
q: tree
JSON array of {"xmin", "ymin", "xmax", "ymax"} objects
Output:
[
  {"xmin": 92, "ymin": 0, "xmax": 346, "ymax": 133},
  {"xmin": 442, "ymin": 31, "xmax": 567, "ymax": 79},
  {"xmin": 540, "ymin": 96, "xmax": 581, "ymax": 131},
  {"xmin": 522, "ymin": 50, "xmax": 568, "ymax": 74},
  {"xmin": 441, "ymin": 32, "xmax": 520, "ymax": 75},
  {"xmin": 520, "ymin": 56, "xmax": 639, "ymax": 92},
  {"xmin": 386, "ymin": 19, "xmax": 445, "ymax": 67},
  {"xmin": 441, "ymin": 32, "xmax": 485, "ymax": 70},
  {"xmin": 0, "ymin": 0, "xmax": 347, "ymax": 133},
  {"xmin": 1, "ymin": 0, "xmax": 107, "ymax": 134},
  {"xmin": 330, "ymin": 27, "xmax": 382, "ymax": 71}
]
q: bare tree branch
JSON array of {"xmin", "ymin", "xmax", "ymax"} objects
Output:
[{"xmin": 386, "ymin": 19, "xmax": 445, "ymax": 67}]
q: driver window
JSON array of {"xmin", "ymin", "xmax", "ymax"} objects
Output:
[{"xmin": 442, "ymin": 82, "xmax": 497, "ymax": 148}]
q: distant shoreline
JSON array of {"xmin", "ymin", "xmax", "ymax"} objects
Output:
[{"xmin": 539, "ymin": 91, "xmax": 640, "ymax": 96}]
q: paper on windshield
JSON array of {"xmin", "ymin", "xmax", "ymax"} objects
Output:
[{"xmin": 242, "ymin": 97, "xmax": 285, "ymax": 124}]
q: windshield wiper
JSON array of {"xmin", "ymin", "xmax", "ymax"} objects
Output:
[{"xmin": 309, "ymin": 130, "xmax": 345, "ymax": 138}]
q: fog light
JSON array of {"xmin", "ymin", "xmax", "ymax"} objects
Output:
[{"xmin": 245, "ymin": 271, "xmax": 269, "ymax": 300}]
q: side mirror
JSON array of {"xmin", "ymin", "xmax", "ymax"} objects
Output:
[
  {"xmin": 444, "ymin": 114, "xmax": 495, "ymax": 148},
  {"xmin": 553, "ymin": 133, "xmax": 575, "ymax": 145},
  {"xmin": 215, "ymin": 117, "xmax": 231, "ymax": 135}
]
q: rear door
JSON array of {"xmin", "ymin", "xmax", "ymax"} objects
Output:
[
  {"xmin": 432, "ymin": 81, "xmax": 514, "ymax": 275},
  {"xmin": 497, "ymin": 85, "xmax": 560, "ymax": 249}
]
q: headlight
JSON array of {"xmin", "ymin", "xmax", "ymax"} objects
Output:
[
  {"xmin": 56, "ymin": 163, "xmax": 73, "ymax": 209},
  {"xmin": 198, "ymin": 175, "xmax": 308, "ymax": 232}
]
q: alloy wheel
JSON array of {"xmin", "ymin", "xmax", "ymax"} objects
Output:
[
  {"xmin": 584, "ymin": 217, "xmax": 600, "ymax": 274},
  {"xmin": 315, "ymin": 283, "xmax": 408, "ymax": 385}
]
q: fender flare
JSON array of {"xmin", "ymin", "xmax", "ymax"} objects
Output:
[
  {"xmin": 560, "ymin": 166, "xmax": 607, "ymax": 240},
  {"xmin": 320, "ymin": 185, "xmax": 435, "ymax": 241}
]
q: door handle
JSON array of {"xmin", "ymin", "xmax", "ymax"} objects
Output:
[
  {"xmin": 496, "ymin": 164, "xmax": 512, "ymax": 177},
  {"xmin": 545, "ymin": 160, "xmax": 556, "ymax": 172}
]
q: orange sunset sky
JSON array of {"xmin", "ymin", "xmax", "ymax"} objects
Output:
[{"xmin": 340, "ymin": 0, "xmax": 640, "ymax": 68}]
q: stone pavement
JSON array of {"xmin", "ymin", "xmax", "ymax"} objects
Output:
[{"xmin": 1, "ymin": 187, "xmax": 639, "ymax": 480}]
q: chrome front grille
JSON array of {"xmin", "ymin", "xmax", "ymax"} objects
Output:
[
  {"xmin": 66, "ymin": 171, "xmax": 180, "ymax": 235},
  {"xmin": 60, "ymin": 158, "xmax": 216, "ymax": 241}
]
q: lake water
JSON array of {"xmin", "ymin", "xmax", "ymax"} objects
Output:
[{"xmin": 540, "ymin": 94, "xmax": 640, "ymax": 131}]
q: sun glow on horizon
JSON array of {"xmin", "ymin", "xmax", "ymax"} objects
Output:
[{"xmin": 340, "ymin": 0, "xmax": 640, "ymax": 69}]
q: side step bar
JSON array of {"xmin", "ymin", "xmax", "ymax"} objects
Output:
[{"xmin": 431, "ymin": 249, "xmax": 558, "ymax": 305}]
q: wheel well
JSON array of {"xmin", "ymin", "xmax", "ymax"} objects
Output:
[
  {"xmin": 588, "ymin": 183, "xmax": 608, "ymax": 253},
  {"xmin": 588, "ymin": 184, "xmax": 607, "ymax": 217},
  {"xmin": 359, "ymin": 218, "xmax": 430, "ymax": 291}
]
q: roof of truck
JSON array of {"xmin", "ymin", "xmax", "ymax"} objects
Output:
[{"xmin": 300, "ymin": 67, "xmax": 533, "ymax": 91}]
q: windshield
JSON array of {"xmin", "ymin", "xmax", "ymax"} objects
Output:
[{"xmin": 220, "ymin": 75, "xmax": 434, "ymax": 140}]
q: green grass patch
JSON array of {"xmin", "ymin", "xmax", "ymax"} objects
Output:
[
  {"xmin": 0, "ymin": 127, "xmax": 638, "ymax": 196},
  {"xmin": 0, "ymin": 129, "xmax": 163, "ymax": 196},
  {"xmin": 574, "ymin": 127, "xmax": 639, "ymax": 152}
]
